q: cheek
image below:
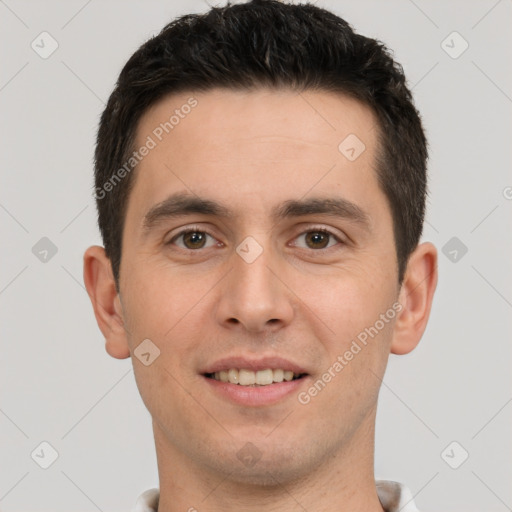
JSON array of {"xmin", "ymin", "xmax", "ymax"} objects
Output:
[
  {"xmin": 302, "ymin": 312, "xmax": 393, "ymax": 435},
  {"xmin": 122, "ymin": 269, "xmax": 205, "ymax": 411},
  {"xmin": 121, "ymin": 260, "xmax": 207, "ymax": 340},
  {"xmin": 121, "ymin": 265, "xmax": 215, "ymax": 405},
  {"xmin": 297, "ymin": 263, "xmax": 396, "ymax": 399},
  {"xmin": 132, "ymin": 357, "xmax": 202, "ymax": 449},
  {"xmin": 300, "ymin": 261, "xmax": 393, "ymax": 344}
]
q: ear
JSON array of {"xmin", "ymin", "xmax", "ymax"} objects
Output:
[
  {"xmin": 83, "ymin": 245, "xmax": 131, "ymax": 359},
  {"xmin": 390, "ymin": 241, "xmax": 438, "ymax": 355}
]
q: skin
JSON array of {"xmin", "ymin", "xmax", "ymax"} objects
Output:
[{"xmin": 84, "ymin": 88, "xmax": 437, "ymax": 512}]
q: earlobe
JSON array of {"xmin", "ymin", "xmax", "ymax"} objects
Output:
[
  {"xmin": 390, "ymin": 242, "xmax": 438, "ymax": 355},
  {"xmin": 83, "ymin": 246, "xmax": 131, "ymax": 360}
]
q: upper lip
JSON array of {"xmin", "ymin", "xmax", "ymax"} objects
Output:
[{"xmin": 201, "ymin": 356, "xmax": 309, "ymax": 375}]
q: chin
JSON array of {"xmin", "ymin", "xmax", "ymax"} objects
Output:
[
  {"xmin": 223, "ymin": 459, "xmax": 309, "ymax": 488},
  {"xmin": 204, "ymin": 440, "xmax": 317, "ymax": 488}
]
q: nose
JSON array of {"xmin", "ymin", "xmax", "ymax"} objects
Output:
[{"xmin": 215, "ymin": 241, "xmax": 294, "ymax": 333}]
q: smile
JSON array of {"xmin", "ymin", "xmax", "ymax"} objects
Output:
[{"xmin": 205, "ymin": 368, "xmax": 306, "ymax": 386}]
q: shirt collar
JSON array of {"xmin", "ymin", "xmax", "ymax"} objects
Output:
[{"xmin": 132, "ymin": 480, "xmax": 420, "ymax": 512}]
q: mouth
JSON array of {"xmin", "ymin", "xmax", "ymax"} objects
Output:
[
  {"xmin": 201, "ymin": 356, "xmax": 310, "ymax": 406},
  {"xmin": 204, "ymin": 368, "xmax": 308, "ymax": 386}
]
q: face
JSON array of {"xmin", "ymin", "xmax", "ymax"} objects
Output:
[{"xmin": 108, "ymin": 88, "xmax": 406, "ymax": 484}]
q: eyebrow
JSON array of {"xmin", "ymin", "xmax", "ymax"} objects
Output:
[{"xmin": 141, "ymin": 192, "xmax": 372, "ymax": 234}]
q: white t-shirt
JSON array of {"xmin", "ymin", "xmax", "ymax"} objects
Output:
[{"xmin": 132, "ymin": 480, "xmax": 420, "ymax": 512}]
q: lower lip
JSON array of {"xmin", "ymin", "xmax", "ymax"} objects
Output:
[{"xmin": 203, "ymin": 375, "xmax": 309, "ymax": 406}]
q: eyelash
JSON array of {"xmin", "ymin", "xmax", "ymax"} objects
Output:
[{"xmin": 166, "ymin": 225, "xmax": 345, "ymax": 252}]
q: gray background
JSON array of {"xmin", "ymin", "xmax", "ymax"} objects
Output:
[{"xmin": 1, "ymin": 0, "xmax": 511, "ymax": 510}]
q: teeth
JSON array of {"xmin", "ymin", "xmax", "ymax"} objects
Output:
[
  {"xmin": 228, "ymin": 368, "xmax": 239, "ymax": 384},
  {"xmin": 239, "ymin": 369, "xmax": 256, "ymax": 385},
  {"xmin": 210, "ymin": 368, "xmax": 303, "ymax": 386},
  {"xmin": 256, "ymin": 369, "xmax": 273, "ymax": 385},
  {"xmin": 273, "ymin": 369, "xmax": 284, "ymax": 383}
]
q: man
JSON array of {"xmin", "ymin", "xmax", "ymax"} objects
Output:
[{"xmin": 83, "ymin": 0, "xmax": 437, "ymax": 510}]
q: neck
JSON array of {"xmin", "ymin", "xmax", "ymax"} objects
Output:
[{"xmin": 152, "ymin": 406, "xmax": 385, "ymax": 512}]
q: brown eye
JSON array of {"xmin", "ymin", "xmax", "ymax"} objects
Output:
[
  {"xmin": 294, "ymin": 229, "xmax": 342, "ymax": 250},
  {"xmin": 182, "ymin": 231, "xmax": 207, "ymax": 249},
  {"xmin": 305, "ymin": 231, "xmax": 330, "ymax": 249},
  {"xmin": 169, "ymin": 230, "xmax": 217, "ymax": 250}
]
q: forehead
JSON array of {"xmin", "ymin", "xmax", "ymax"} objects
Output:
[
  {"xmin": 136, "ymin": 87, "xmax": 377, "ymax": 157},
  {"xmin": 127, "ymin": 87, "xmax": 385, "ymax": 230}
]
